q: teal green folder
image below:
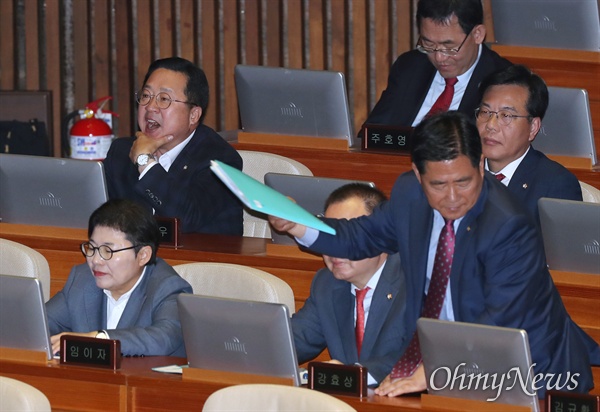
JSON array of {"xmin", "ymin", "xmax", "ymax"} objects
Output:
[{"xmin": 210, "ymin": 160, "xmax": 336, "ymax": 235}]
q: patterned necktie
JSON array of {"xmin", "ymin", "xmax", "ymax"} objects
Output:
[
  {"xmin": 355, "ymin": 286, "xmax": 370, "ymax": 357},
  {"xmin": 390, "ymin": 219, "xmax": 456, "ymax": 378},
  {"xmin": 495, "ymin": 173, "xmax": 506, "ymax": 182},
  {"xmin": 426, "ymin": 77, "xmax": 458, "ymax": 117}
]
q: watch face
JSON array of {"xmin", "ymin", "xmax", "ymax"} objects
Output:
[{"xmin": 136, "ymin": 154, "xmax": 150, "ymax": 166}]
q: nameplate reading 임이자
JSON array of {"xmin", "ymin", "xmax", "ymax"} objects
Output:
[
  {"xmin": 60, "ymin": 335, "xmax": 121, "ymax": 370},
  {"xmin": 308, "ymin": 361, "xmax": 368, "ymax": 397},
  {"xmin": 362, "ymin": 124, "xmax": 413, "ymax": 155}
]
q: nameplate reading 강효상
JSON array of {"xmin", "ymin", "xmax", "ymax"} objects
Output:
[{"xmin": 308, "ymin": 361, "xmax": 367, "ymax": 397}]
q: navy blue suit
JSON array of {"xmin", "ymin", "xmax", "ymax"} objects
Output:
[
  {"xmin": 291, "ymin": 253, "xmax": 409, "ymax": 383},
  {"xmin": 308, "ymin": 172, "xmax": 597, "ymax": 396},
  {"xmin": 364, "ymin": 46, "xmax": 511, "ymax": 128},
  {"xmin": 507, "ymin": 146, "xmax": 582, "ymax": 225},
  {"xmin": 103, "ymin": 124, "xmax": 243, "ymax": 235},
  {"xmin": 46, "ymin": 258, "xmax": 193, "ymax": 357}
]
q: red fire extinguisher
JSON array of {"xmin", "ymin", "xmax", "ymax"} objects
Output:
[{"xmin": 66, "ymin": 96, "xmax": 118, "ymax": 160}]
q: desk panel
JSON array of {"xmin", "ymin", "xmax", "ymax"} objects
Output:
[
  {"xmin": 1, "ymin": 223, "xmax": 598, "ymax": 349},
  {"xmin": 232, "ymin": 142, "xmax": 600, "ymax": 194}
]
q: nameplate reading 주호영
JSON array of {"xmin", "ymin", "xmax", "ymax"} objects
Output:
[
  {"xmin": 362, "ymin": 124, "xmax": 413, "ymax": 155},
  {"xmin": 60, "ymin": 335, "xmax": 121, "ymax": 370},
  {"xmin": 308, "ymin": 361, "xmax": 367, "ymax": 397}
]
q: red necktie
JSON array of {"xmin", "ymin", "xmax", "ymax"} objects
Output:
[
  {"xmin": 495, "ymin": 173, "xmax": 506, "ymax": 182},
  {"xmin": 355, "ymin": 286, "xmax": 370, "ymax": 357},
  {"xmin": 426, "ymin": 77, "xmax": 458, "ymax": 117},
  {"xmin": 390, "ymin": 219, "xmax": 455, "ymax": 378}
]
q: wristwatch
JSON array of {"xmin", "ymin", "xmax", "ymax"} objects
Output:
[
  {"xmin": 95, "ymin": 330, "xmax": 109, "ymax": 339},
  {"xmin": 135, "ymin": 153, "xmax": 155, "ymax": 167}
]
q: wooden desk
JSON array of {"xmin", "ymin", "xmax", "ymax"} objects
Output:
[
  {"xmin": 232, "ymin": 142, "xmax": 600, "ymax": 196},
  {"xmin": 1, "ymin": 222, "xmax": 598, "ymax": 348},
  {"xmin": 0, "ymin": 356, "xmax": 538, "ymax": 412}
]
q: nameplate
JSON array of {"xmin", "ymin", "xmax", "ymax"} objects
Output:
[
  {"xmin": 546, "ymin": 390, "xmax": 599, "ymax": 412},
  {"xmin": 307, "ymin": 361, "xmax": 367, "ymax": 397},
  {"xmin": 59, "ymin": 335, "xmax": 121, "ymax": 370},
  {"xmin": 362, "ymin": 124, "xmax": 413, "ymax": 154},
  {"xmin": 155, "ymin": 216, "xmax": 181, "ymax": 247}
]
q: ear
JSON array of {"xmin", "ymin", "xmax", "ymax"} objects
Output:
[
  {"xmin": 472, "ymin": 24, "xmax": 486, "ymax": 45},
  {"xmin": 136, "ymin": 245, "xmax": 153, "ymax": 267},
  {"xmin": 411, "ymin": 163, "xmax": 422, "ymax": 184},
  {"xmin": 478, "ymin": 154, "xmax": 485, "ymax": 177},
  {"xmin": 528, "ymin": 117, "xmax": 542, "ymax": 142},
  {"xmin": 190, "ymin": 106, "xmax": 202, "ymax": 124}
]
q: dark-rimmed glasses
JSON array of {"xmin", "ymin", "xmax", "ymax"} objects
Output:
[
  {"xmin": 475, "ymin": 108, "xmax": 532, "ymax": 126},
  {"xmin": 80, "ymin": 242, "xmax": 138, "ymax": 261},
  {"xmin": 416, "ymin": 30, "xmax": 471, "ymax": 56},
  {"xmin": 135, "ymin": 90, "xmax": 196, "ymax": 109}
]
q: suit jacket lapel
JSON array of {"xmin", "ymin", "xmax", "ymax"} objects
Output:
[
  {"xmin": 361, "ymin": 254, "xmax": 404, "ymax": 359},
  {"xmin": 116, "ymin": 265, "xmax": 152, "ymax": 328},
  {"xmin": 409, "ymin": 198, "xmax": 432, "ymax": 313},
  {"xmin": 84, "ymin": 280, "xmax": 106, "ymax": 329},
  {"xmin": 508, "ymin": 147, "xmax": 537, "ymax": 198},
  {"xmin": 332, "ymin": 282, "xmax": 358, "ymax": 360}
]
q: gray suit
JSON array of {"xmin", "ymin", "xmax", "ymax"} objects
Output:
[
  {"xmin": 46, "ymin": 258, "xmax": 192, "ymax": 357},
  {"xmin": 291, "ymin": 253, "xmax": 408, "ymax": 383}
]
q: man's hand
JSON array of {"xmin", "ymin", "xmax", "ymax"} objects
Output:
[
  {"xmin": 129, "ymin": 131, "xmax": 173, "ymax": 171},
  {"xmin": 268, "ymin": 216, "xmax": 307, "ymax": 239},
  {"xmin": 50, "ymin": 331, "xmax": 98, "ymax": 355},
  {"xmin": 374, "ymin": 364, "xmax": 427, "ymax": 397}
]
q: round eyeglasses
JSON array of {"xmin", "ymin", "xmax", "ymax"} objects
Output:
[
  {"xmin": 135, "ymin": 90, "xmax": 196, "ymax": 110},
  {"xmin": 80, "ymin": 242, "xmax": 138, "ymax": 261},
  {"xmin": 475, "ymin": 108, "xmax": 532, "ymax": 126},
  {"xmin": 416, "ymin": 30, "xmax": 471, "ymax": 57}
]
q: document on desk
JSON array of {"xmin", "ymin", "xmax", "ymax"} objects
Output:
[{"xmin": 210, "ymin": 160, "xmax": 336, "ymax": 235}]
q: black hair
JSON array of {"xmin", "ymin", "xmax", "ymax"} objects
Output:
[
  {"xmin": 324, "ymin": 183, "xmax": 387, "ymax": 214},
  {"xmin": 88, "ymin": 199, "xmax": 160, "ymax": 264},
  {"xmin": 479, "ymin": 64, "xmax": 549, "ymax": 120},
  {"xmin": 417, "ymin": 0, "xmax": 483, "ymax": 35},
  {"xmin": 142, "ymin": 57, "xmax": 209, "ymax": 120},
  {"xmin": 411, "ymin": 111, "xmax": 482, "ymax": 174}
]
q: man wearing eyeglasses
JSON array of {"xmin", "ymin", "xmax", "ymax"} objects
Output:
[
  {"xmin": 476, "ymin": 64, "xmax": 582, "ymax": 226},
  {"xmin": 362, "ymin": 0, "xmax": 511, "ymax": 130},
  {"xmin": 103, "ymin": 57, "xmax": 243, "ymax": 235},
  {"xmin": 46, "ymin": 199, "xmax": 193, "ymax": 357}
]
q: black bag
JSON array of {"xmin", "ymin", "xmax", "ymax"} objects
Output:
[{"xmin": 0, "ymin": 119, "xmax": 50, "ymax": 156}]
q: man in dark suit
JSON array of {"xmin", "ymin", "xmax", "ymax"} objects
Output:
[
  {"xmin": 363, "ymin": 0, "xmax": 511, "ymax": 130},
  {"xmin": 292, "ymin": 184, "xmax": 408, "ymax": 384},
  {"xmin": 477, "ymin": 64, "xmax": 582, "ymax": 225},
  {"xmin": 103, "ymin": 57, "xmax": 243, "ymax": 235},
  {"xmin": 271, "ymin": 111, "xmax": 598, "ymax": 398},
  {"xmin": 47, "ymin": 199, "xmax": 192, "ymax": 357}
]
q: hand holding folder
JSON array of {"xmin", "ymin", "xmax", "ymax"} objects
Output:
[{"xmin": 210, "ymin": 160, "xmax": 335, "ymax": 235}]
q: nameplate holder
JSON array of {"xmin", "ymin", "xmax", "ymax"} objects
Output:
[
  {"xmin": 155, "ymin": 216, "xmax": 181, "ymax": 247},
  {"xmin": 59, "ymin": 335, "xmax": 121, "ymax": 370},
  {"xmin": 362, "ymin": 124, "xmax": 413, "ymax": 155},
  {"xmin": 421, "ymin": 394, "xmax": 532, "ymax": 411},
  {"xmin": 0, "ymin": 347, "xmax": 48, "ymax": 364},
  {"xmin": 307, "ymin": 361, "xmax": 367, "ymax": 398},
  {"xmin": 546, "ymin": 390, "xmax": 599, "ymax": 412},
  {"xmin": 238, "ymin": 131, "xmax": 349, "ymax": 151},
  {"xmin": 183, "ymin": 367, "xmax": 295, "ymax": 386}
]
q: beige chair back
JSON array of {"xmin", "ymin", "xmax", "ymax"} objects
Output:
[
  {"xmin": 202, "ymin": 384, "xmax": 356, "ymax": 411},
  {"xmin": 173, "ymin": 262, "xmax": 295, "ymax": 314},
  {"xmin": 580, "ymin": 181, "xmax": 600, "ymax": 203},
  {"xmin": 0, "ymin": 238, "xmax": 51, "ymax": 302},
  {"xmin": 0, "ymin": 376, "xmax": 51, "ymax": 411},
  {"xmin": 238, "ymin": 150, "xmax": 312, "ymax": 238}
]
